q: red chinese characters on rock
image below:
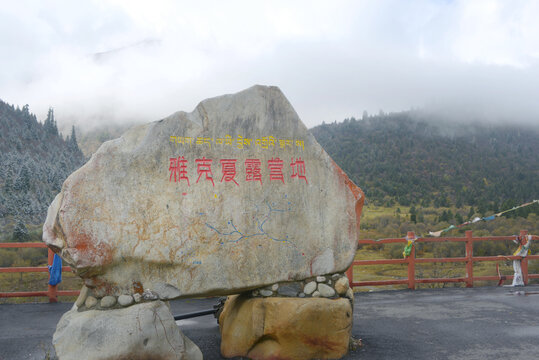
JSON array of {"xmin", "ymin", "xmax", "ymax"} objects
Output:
[
  {"xmin": 169, "ymin": 156, "xmax": 190, "ymax": 186},
  {"xmin": 267, "ymin": 157, "xmax": 285, "ymax": 184},
  {"xmin": 169, "ymin": 157, "xmax": 307, "ymax": 186},
  {"xmin": 290, "ymin": 157, "xmax": 308, "ymax": 184},
  {"xmin": 220, "ymin": 159, "xmax": 239, "ymax": 186},
  {"xmin": 245, "ymin": 159, "xmax": 262, "ymax": 184},
  {"xmin": 195, "ymin": 157, "xmax": 214, "ymax": 186}
]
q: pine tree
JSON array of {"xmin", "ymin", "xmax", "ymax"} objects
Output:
[
  {"xmin": 69, "ymin": 125, "xmax": 80, "ymax": 152},
  {"xmin": 13, "ymin": 218, "xmax": 30, "ymax": 241},
  {"xmin": 468, "ymin": 206, "xmax": 475, "ymax": 219},
  {"xmin": 13, "ymin": 164, "xmax": 30, "ymax": 192},
  {"xmin": 44, "ymin": 107, "xmax": 58, "ymax": 136}
]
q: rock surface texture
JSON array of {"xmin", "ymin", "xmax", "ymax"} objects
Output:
[
  {"xmin": 219, "ymin": 294, "xmax": 353, "ymax": 360},
  {"xmin": 43, "ymin": 85, "xmax": 364, "ymax": 299},
  {"xmin": 53, "ymin": 300, "xmax": 202, "ymax": 360}
]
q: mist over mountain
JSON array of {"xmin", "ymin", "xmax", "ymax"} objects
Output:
[
  {"xmin": 0, "ymin": 100, "xmax": 86, "ymax": 225},
  {"xmin": 2, "ymin": 96, "xmax": 538, "ymax": 228},
  {"xmin": 311, "ymin": 112, "xmax": 539, "ymax": 213}
]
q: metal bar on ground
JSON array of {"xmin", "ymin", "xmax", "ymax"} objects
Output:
[{"xmin": 173, "ymin": 309, "xmax": 216, "ymax": 320}]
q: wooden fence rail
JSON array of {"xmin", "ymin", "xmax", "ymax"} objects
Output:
[
  {"xmin": 0, "ymin": 242, "xmax": 79, "ymax": 302},
  {"xmin": 346, "ymin": 230, "xmax": 539, "ymax": 289},
  {"xmin": 2, "ymin": 230, "xmax": 537, "ymax": 302}
]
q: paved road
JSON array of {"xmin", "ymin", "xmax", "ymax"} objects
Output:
[{"xmin": 1, "ymin": 285, "xmax": 538, "ymax": 359}]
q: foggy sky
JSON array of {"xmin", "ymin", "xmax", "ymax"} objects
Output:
[{"xmin": 1, "ymin": 0, "xmax": 539, "ymax": 130}]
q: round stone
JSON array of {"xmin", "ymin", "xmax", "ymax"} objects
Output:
[
  {"xmin": 277, "ymin": 283, "xmax": 302, "ymax": 297},
  {"xmin": 316, "ymin": 276, "xmax": 326, "ymax": 283},
  {"xmin": 335, "ymin": 277, "xmax": 350, "ymax": 296},
  {"xmin": 303, "ymin": 281, "xmax": 317, "ymax": 295},
  {"xmin": 118, "ymin": 295, "xmax": 134, "ymax": 307},
  {"xmin": 133, "ymin": 293, "xmax": 142, "ymax": 303},
  {"xmin": 312, "ymin": 291, "xmax": 321, "ymax": 297},
  {"xmin": 100, "ymin": 296, "xmax": 117, "ymax": 308},
  {"xmin": 271, "ymin": 284, "xmax": 279, "ymax": 291},
  {"xmin": 142, "ymin": 289, "xmax": 159, "ymax": 301},
  {"xmin": 331, "ymin": 273, "xmax": 341, "ymax": 281},
  {"xmin": 298, "ymin": 292, "xmax": 306, "ymax": 298},
  {"xmin": 345, "ymin": 288, "xmax": 354, "ymax": 300},
  {"xmin": 318, "ymin": 283, "xmax": 336, "ymax": 298},
  {"xmin": 84, "ymin": 296, "xmax": 97, "ymax": 309},
  {"xmin": 75, "ymin": 286, "xmax": 89, "ymax": 308},
  {"xmin": 260, "ymin": 290, "xmax": 273, "ymax": 297}
]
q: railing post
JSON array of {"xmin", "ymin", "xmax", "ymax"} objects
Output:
[
  {"xmin": 520, "ymin": 230, "xmax": 529, "ymax": 285},
  {"xmin": 407, "ymin": 231, "xmax": 416, "ymax": 290},
  {"xmin": 47, "ymin": 248, "xmax": 57, "ymax": 303},
  {"xmin": 465, "ymin": 230, "xmax": 473, "ymax": 288}
]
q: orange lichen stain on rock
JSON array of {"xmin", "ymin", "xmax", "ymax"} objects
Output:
[
  {"xmin": 133, "ymin": 281, "xmax": 144, "ymax": 294},
  {"xmin": 301, "ymin": 335, "xmax": 342, "ymax": 352},
  {"xmin": 69, "ymin": 231, "xmax": 114, "ymax": 268},
  {"xmin": 84, "ymin": 276, "xmax": 119, "ymax": 297},
  {"xmin": 330, "ymin": 159, "xmax": 365, "ymax": 232}
]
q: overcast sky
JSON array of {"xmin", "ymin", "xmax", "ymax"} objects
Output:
[{"xmin": 1, "ymin": 0, "xmax": 539, "ymax": 130}]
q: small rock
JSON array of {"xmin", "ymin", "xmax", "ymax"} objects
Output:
[
  {"xmin": 303, "ymin": 281, "xmax": 317, "ymax": 295},
  {"xmin": 118, "ymin": 295, "xmax": 134, "ymax": 307},
  {"xmin": 133, "ymin": 293, "xmax": 142, "ymax": 303},
  {"xmin": 142, "ymin": 289, "xmax": 159, "ymax": 301},
  {"xmin": 328, "ymin": 280, "xmax": 332, "ymax": 285},
  {"xmin": 345, "ymin": 288, "xmax": 354, "ymax": 300},
  {"xmin": 318, "ymin": 283, "xmax": 336, "ymax": 298},
  {"xmin": 252, "ymin": 290, "xmax": 259, "ymax": 297},
  {"xmin": 101, "ymin": 296, "xmax": 117, "ymax": 308},
  {"xmin": 316, "ymin": 276, "xmax": 326, "ymax": 283},
  {"xmin": 75, "ymin": 285, "xmax": 89, "ymax": 308},
  {"xmin": 331, "ymin": 273, "xmax": 341, "ymax": 281},
  {"xmin": 298, "ymin": 293, "xmax": 306, "ymax": 298},
  {"xmin": 277, "ymin": 283, "xmax": 302, "ymax": 297},
  {"xmin": 84, "ymin": 296, "xmax": 97, "ymax": 309},
  {"xmin": 271, "ymin": 284, "xmax": 279, "ymax": 291},
  {"xmin": 312, "ymin": 291, "xmax": 321, "ymax": 297},
  {"xmin": 260, "ymin": 290, "xmax": 273, "ymax": 297},
  {"xmin": 335, "ymin": 277, "xmax": 350, "ymax": 296}
]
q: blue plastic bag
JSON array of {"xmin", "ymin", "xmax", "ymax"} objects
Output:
[{"xmin": 48, "ymin": 254, "xmax": 62, "ymax": 286}]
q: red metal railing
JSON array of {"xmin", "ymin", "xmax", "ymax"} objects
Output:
[
  {"xmin": 0, "ymin": 242, "xmax": 79, "ymax": 302},
  {"xmin": 346, "ymin": 230, "xmax": 539, "ymax": 289},
  {"xmin": 2, "ymin": 231, "xmax": 537, "ymax": 301}
]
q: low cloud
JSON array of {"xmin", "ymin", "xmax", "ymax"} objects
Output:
[{"xmin": 1, "ymin": 0, "xmax": 538, "ymax": 130}]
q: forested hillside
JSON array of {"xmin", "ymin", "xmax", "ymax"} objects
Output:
[
  {"xmin": 311, "ymin": 112, "xmax": 539, "ymax": 214},
  {"xmin": 0, "ymin": 100, "xmax": 86, "ymax": 226}
]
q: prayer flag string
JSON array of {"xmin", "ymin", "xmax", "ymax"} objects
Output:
[{"xmin": 428, "ymin": 200, "xmax": 538, "ymax": 237}]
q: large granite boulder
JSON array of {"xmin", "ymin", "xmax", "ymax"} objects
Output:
[
  {"xmin": 43, "ymin": 85, "xmax": 364, "ymax": 299},
  {"xmin": 53, "ymin": 300, "xmax": 202, "ymax": 360},
  {"xmin": 219, "ymin": 294, "xmax": 353, "ymax": 360}
]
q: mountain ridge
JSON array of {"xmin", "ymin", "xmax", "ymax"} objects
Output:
[
  {"xmin": 0, "ymin": 100, "xmax": 86, "ymax": 226},
  {"xmin": 311, "ymin": 112, "xmax": 539, "ymax": 213}
]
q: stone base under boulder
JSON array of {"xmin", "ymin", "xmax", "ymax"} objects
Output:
[
  {"xmin": 53, "ymin": 300, "xmax": 202, "ymax": 360},
  {"xmin": 219, "ymin": 294, "xmax": 352, "ymax": 360}
]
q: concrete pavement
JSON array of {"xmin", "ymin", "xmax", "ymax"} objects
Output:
[{"xmin": 1, "ymin": 285, "xmax": 538, "ymax": 359}]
